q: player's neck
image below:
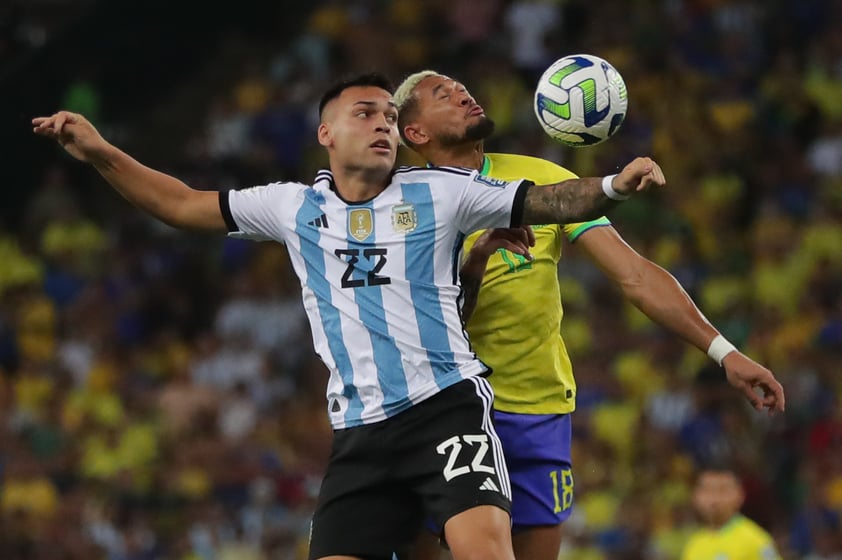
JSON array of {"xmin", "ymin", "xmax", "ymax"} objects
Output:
[
  {"xmin": 331, "ymin": 165, "xmax": 391, "ymax": 202},
  {"xmin": 425, "ymin": 141, "xmax": 485, "ymax": 171},
  {"xmin": 707, "ymin": 513, "xmax": 740, "ymax": 531}
]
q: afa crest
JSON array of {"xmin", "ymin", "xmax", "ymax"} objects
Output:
[
  {"xmin": 391, "ymin": 203, "xmax": 417, "ymax": 233},
  {"xmin": 348, "ymin": 208, "xmax": 373, "ymax": 241}
]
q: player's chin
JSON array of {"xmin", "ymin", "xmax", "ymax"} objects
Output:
[
  {"xmin": 464, "ymin": 117, "xmax": 495, "ymax": 142},
  {"xmin": 370, "ymin": 145, "xmax": 393, "ymax": 157},
  {"xmin": 362, "ymin": 154, "xmax": 395, "ymax": 174}
]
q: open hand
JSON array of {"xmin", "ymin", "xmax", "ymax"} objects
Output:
[{"xmin": 32, "ymin": 111, "xmax": 109, "ymax": 163}]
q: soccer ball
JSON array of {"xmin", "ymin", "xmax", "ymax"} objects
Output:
[{"xmin": 534, "ymin": 54, "xmax": 628, "ymax": 147}]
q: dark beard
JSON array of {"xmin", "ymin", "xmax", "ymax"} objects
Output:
[{"xmin": 440, "ymin": 116, "xmax": 496, "ymax": 146}]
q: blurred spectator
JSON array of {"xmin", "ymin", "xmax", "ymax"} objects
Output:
[
  {"xmin": 681, "ymin": 465, "xmax": 782, "ymax": 560},
  {"xmin": 504, "ymin": 0, "xmax": 561, "ymax": 83},
  {"xmin": 203, "ymin": 95, "xmax": 254, "ymax": 162},
  {"xmin": 61, "ymin": 69, "xmax": 102, "ymax": 127},
  {"xmin": 218, "ymin": 382, "xmax": 258, "ymax": 443}
]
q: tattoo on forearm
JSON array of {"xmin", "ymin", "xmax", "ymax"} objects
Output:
[{"xmin": 522, "ymin": 178, "xmax": 618, "ymax": 225}]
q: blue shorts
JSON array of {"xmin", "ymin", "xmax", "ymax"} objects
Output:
[{"xmin": 493, "ymin": 411, "xmax": 574, "ymax": 530}]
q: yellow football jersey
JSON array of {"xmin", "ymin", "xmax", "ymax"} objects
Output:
[
  {"xmin": 464, "ymin": 153, "xmax": 610, "ymax": 414},
  {"xmin": 681, "ymin": 515, "xmax": 781, "ymax": 560}
]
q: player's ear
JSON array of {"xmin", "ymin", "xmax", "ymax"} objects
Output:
[
  {"xmin": 403, "ymin": 123, "xmax": 429, "ymax": 146},
  {"xmin": 735, "ymin": 482, "xmax": 746, "ymax": 508},
  {"xmin": 317, "ymin": 123, "xmax": 332, "ymax": 148}
]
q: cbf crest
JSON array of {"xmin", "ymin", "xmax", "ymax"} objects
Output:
[
  {"xmin": 348, "ymin": 208, "xmax": 373, "ymax": 241},
  {"xmin": 391, "ymin": 203, "xmax": 417, "ymax": 234}
]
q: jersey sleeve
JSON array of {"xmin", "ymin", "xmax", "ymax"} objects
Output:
[
  {"xmin": 219, "ymin": 183, "xmax": 295, "ymax": 243},
  {"xmin": 453, "ymin": 171, "xmax": 532, "ymax": 234},
  {"xmin": 563, "ymin": 216, "xmax": 612, "ymax": 242}
]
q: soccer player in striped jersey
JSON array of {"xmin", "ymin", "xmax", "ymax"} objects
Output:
[
  {"xmin": 393, "ymin": 71, "xmax": 785, "ymax": 560},
  {"xmin": 681, "ymin": 466, "xmax": 781, "ymax": 560},
  {"xmin": 32, "ymin": 73, "xmax": 665, "ymax": 560}
]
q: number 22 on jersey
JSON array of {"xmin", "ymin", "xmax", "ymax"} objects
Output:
[{"xmin": 334, "ymin": 247, "xmax": 391, "ymax": 288}]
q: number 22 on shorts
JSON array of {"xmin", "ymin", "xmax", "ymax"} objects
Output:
[{"xmin": 436, "ymin": 434, "xmax": 495, "ymax": 481}]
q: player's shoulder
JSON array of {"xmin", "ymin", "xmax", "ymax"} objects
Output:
[
  {"xmin": 487, "ymin": 152, "xmax": 574, "ymax": 174},
  {"xmin": 679, "ymin": 530, "xmax": 707, "ymax": 559},
  {"xmin": 392, "ymin": 165, "xmax": 475, "ymax": 180},
  {"xmin": 235, "ymin": 179, "xmax": 312, "ymax": 193},
  {"xmin": 733, "ymin": 515, "xmax": 774, "ymax": 540},
  {"xmin": 713, "ymin": 516, "xmax": 777, "ymax": 558},
  {"xmin": 390, "ymin": 165, "xmax": 477, "ymax": 189},
  {"xmin": 278, "ymin": 170, "xmax": 334, "ymax": 195},
  {"xmin": 227, "ymin": 178, "xmax": 316, "ymax": 213}
]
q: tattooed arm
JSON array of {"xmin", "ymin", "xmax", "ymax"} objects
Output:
[{"xmin": 519, "ymin": 157, "xmax": 666, "ymax": 225}]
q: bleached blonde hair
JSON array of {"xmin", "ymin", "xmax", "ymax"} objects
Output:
[
  {"xmin": 394, "ymin": 70, "xmax": 441, "ymax": 111},
  {"xmin": 393, "ymin": 70, "xmax": 447, "ymax": 146}
]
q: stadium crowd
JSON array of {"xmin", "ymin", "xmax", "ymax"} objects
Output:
[
  {"xmin": 0, "ymin": 0, "xmax": 97, "ymax": 74},
  {"xmin": 1, "ymin": 0, "xmax": 841, "ymax": 558}
]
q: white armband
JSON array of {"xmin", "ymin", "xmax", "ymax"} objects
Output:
[
  {"xmin": 707, "ymin": 334, "xmax": 737, "ymax": 366},
  {"xmin": 601, "ymin": 174, "xmax": 629, "ymax": 201}
]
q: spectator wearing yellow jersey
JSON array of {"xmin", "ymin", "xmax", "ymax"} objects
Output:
[{"xmin": 681, "ymin": 465, "xmax": 781, "ymax": 560}]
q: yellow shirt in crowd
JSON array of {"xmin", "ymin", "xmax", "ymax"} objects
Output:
[{"xmin": 681, "ymin": 514, "xmax": 781, "ymax": 560}]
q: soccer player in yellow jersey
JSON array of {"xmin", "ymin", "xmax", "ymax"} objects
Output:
[
  {"xmin": 393, "ymin": 71, "xmax": 785, "ymax": 560},
  {"xmin": 682, "ymin": 467, "xmax": 781, "ymax": 560}
]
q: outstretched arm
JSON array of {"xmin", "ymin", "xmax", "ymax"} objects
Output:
[
  {"xmin": 32, "ymin": 111, "xmax": 227, "ymax": 232},
  {"xmin": 520, "ymin": 157, "xmax": 665, "ymax": 225},
  {"xmin": 578, "ymin": 226, "xmax": 785, "ymax": 414}
]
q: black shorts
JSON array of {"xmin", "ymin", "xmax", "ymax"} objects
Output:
[{"xmin": 308, "ymin": 376, "xmax": 512, "ymax": 559}]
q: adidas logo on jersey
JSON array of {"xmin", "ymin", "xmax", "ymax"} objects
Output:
[
  {"xmin": 479, "ymin": 477, "xmax": 499, "ymax": 492},
  {"xmin": 307, "ymin": 214, "xmax": 329, "ymax": 228}
]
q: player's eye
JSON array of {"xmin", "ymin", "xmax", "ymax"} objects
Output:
[{"xmin": 386, "ymin": 113, "xmax": 397, "ymax": 123}]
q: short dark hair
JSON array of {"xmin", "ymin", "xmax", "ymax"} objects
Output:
[
  {"xmin": 318, "ymin": 73, "xmax": 394, "ymax": 118},
  {"xmin": 695, "ymin": 458, "xmax": 740, "ymax": 480}
]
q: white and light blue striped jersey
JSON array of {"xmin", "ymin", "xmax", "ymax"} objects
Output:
[{"xmin": 220, "ymin": 166, "xmax": 531, "ymax": 429}]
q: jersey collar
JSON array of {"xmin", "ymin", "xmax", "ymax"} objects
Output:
[
  {"xmin": 480, "ymin": 154, "xmax": 491, "ymax": 175},
  {"xmin": 315, "ymin": 168, "xmax": 398, "ymax": 206},
  {"xmin": 425, "ymin": 155, "xmax": 492, "ymax": 174}
]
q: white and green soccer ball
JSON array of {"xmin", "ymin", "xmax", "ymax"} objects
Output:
[{"xmin": 534, "ymin": 54, "xmax": 628, "ymax": 147}]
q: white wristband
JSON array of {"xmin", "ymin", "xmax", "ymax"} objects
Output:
[
  {"xmin": 707, "ymin": 334, "xmax": 737, "ymax": 366},
  {"xmin": 601, "ymin": 174, "xmax": 629, "ymax": 201}
]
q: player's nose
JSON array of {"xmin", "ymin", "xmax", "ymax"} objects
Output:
[{"xmin": 374, "ymin": 113, "xmax": 392, "ymax": 131}]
